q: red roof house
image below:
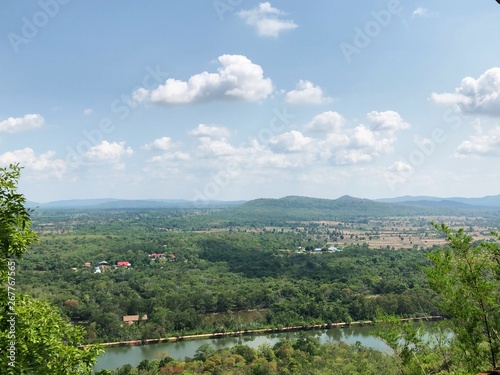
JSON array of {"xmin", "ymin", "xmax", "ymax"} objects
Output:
[{"xmin": 117, "ymin": 261, "xmax": 131, "ymax": 267}]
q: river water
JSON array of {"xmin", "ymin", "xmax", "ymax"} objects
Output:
[{"xmin": 94, "ymin": 325, "xmax": 391, "ymax": 372}]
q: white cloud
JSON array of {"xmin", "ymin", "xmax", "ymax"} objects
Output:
[
  {"xmin": 0, "ymin": 148, "xmax": 66, "ymax": 178},
  {"xmin": 188, "ymin": 124, "xmax": 230, "ymax": 139},
  {"xmin": 83, "ymin": 108, "xmax": 93, "ymax": 116},
  {"xmin": 133, "ymin": 55, "xmax": 273, "ymax": 105},
  {"xmin": 196, "ymin": 137, "xmax": 240, "ymax": 157},
  {"xmin": 269, "ymin": 130, "xmax": 313, "ymax": 153},
  {"xmin": 305, "ymin": 111, "xmax": 346, "ymax": 133},
  {"xmin": 285, "ymin": 80, "xmax": 333, "ymax": 105},
  {"xmin": 455, "ymin": 126, "xmax": 500, "ymax": 158},
  {"xmin": 149, "ymin": 151, "xmax": 190, "ymax": 163},
  {"xmin": 335, "ymin": 149, "xmax": 373, "ymax": 165},
  {"xmin": 237, "ymin": 2, "xmax": 298, "ymax": 38},
  {"xmin": 84, "ymin": 141, "xmax": 133, "ymax": 169},
  {"xmin": 431, "ymin": 67, "xmax": 500, "ymax": 116},
  {"xmin": 309, "ymin": 111, "xmax": 404, "ymax": 164},
  {"xmin": 412, "ymin": 7, "xmax": 432, "ymax": 18},
  {"xmin": 0, "ymin": 114, "xmax": 44, "ymax": 133},
  {"xmin": 389, "ymin": 161, "xmax": 412, "ymax": 172},
  {"xmin": 367, "ymin": 110, "xmax": 410, "ymax": 132},
  {"xmin": 143, "ymin": 136, "xmax": 177, "ymax": 151},
  {"xmin": 350, "ymin": 125, "xmax": 377, "ymax": 148}
]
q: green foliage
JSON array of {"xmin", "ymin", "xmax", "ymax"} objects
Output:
[
  {"xmin": 426, "ymin": 223, "xmax": 500, "ymax": 373},
  {"xmin": 108, "ymin": 340, "xmax": 402, "ymax": 375},
  {"xmin": 0, "ymin": 164, "xmax": 103, "ymax": 374},
  {"xmin": 0, "ymin": 294, "xmax": 103, "ymax": 374},
  {"xmin": 0, "ymin": 164, "xmax": 37, "ymax": 275},
  {"xmin": 373, "ymin": 313, "xmax": 452, "ymax": 374}
]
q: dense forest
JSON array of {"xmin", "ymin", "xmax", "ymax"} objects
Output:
[{"xmin": 19, "ymin": 209, "xmax": 442, "ymax": 344}]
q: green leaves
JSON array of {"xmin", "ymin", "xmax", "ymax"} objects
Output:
[
  {"xmin": 426, "ymin": 223, "xmax": 500, "ymax": 373},
  {"xmin": 0, "ymin": 164, "xmax": 37, "ymax": 264}
]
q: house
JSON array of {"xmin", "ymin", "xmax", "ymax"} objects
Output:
[
  {"xmin": 313, "ymin": 248, "xmax": 323, "ymax": 252},
  {"xmin": 169, "ymin": 253, "xmax": 177, "ymax": 261},
  {"xmin": 149, "ymin": 253, "xmax": 164, "ymax": 259},
  {"xmin": 94, "ymin": 267, "xmax": 101, "ymax": 274},
  {"xmin": 122, "ymin": 314, "xmax": 148, "ymax": 325},
  {"xmin": 117, "ymin": 261, "xmax": 131, "ymax": 267},
  {"xmin": 328, "ymin": 247, "xmax": 340, "ymax": 252},
  {"xmin": 83, "ymin": 262, "xmax": 92, "ymax": 267},
  {"xmin": 97, "ymin": 262, "xmax": 110, "ymax": 272}
]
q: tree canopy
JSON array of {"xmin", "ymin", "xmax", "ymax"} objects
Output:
[{"xmin": 0, "ymin": 164, "xmax": 103, "ymax": 374}]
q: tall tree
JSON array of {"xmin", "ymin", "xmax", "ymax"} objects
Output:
[
  {"xmin": 0, "ymin": 164, "xmax": 37, "ymax": 277},
  {"xmin": 426, "ymin": 223, "xmax": 500, "ymax": 373},
  {"xmin": 0, "ymin": 164, "xmax": 103, "ymax": 374}
]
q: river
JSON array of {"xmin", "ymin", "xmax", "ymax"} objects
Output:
[{"xmin": 94, "ymin": 325, "xmax": 391, "ymax": 372}]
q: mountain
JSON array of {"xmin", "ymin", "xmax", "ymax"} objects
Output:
[
  {"xmin": 226, "ymin": 195, "xmax": 437, "ymax": 222},
  {"xmin": 377, "ymin": 195, "xmax": 500, "ymax": 208},
  {"xmin": 27, "ymin": 198, "xmax": 246, "ymax": 209}
]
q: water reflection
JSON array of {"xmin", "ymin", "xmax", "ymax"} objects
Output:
[{"xmin": 94, "ymin": 325, "xmax": 392, "ymax": 372}]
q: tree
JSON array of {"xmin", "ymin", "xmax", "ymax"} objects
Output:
[
  {"xmin": 426, "ymin": 223, "xmax": 500, "ymax": 373},
  {"xmin": 0, "ymin": 164, "xmax": 37, "ymax": 277},
  {"xmin": 0, "ymin": 164, "xmax": 103, "ymax": 374}
]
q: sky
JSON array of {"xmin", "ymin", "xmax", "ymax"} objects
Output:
[{"xmin": 1, "ymin": 0, "xmax": 500, "ymax": 203}]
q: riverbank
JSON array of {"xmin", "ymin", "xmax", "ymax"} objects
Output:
[{"xmin": 88, "ymin": 315, "xmax": 443, "ymax": 348}]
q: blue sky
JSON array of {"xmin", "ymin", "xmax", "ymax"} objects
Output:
[{"xmin": 1, "ymin": 0, "xmax": 500, "ymax": 202}]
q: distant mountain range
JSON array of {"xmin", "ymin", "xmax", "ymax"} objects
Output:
[
  {"xmin": 26, "ymin": 198, "xmax": 245, "ymax": 209},
  {"xmin": 376, "ymin": 195, "xmax": 500, "ymax": 208},
  {"xmin": 26, "ymin": 195, "xmax": 500, "ymax": 215}
]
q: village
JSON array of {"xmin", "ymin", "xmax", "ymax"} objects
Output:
[{"xmin": 74, "ymin": 252, "xmax": 178, "ymax": 273}]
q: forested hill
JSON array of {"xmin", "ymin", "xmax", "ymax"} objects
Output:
[{"xmin": 223, "ymin": 195, "xmax": 497, "ymax": 223}]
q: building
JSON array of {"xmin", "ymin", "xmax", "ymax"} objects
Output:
[
  {"xmin": 117, "ymin": 261, "xmax": 131, "ymax": 267},
  {"xmin": 149, "ymin": 253, "xmax": 164, "ymax": 259},
  {"xmin": 122, "ymin": 314, "xmax": 148, "ymax": 325}
]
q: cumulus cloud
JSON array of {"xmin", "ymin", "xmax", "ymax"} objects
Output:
[
  {"xmin": 196, "ymin": 137, "xmax": 240, "ymax": 157},
  {"xmin": 285, "ymin": 80, "xmax": 333, "ymax": 105},
  {"xmin": 310, "ymin": 111, "xmax": 408, "ymax": 165},
  {"xmin": 143, "ymin": 136, "xmax": 177, "ymax": 151},
  {"xmin": 305, "ymin": 111, "xmax": 346, "ymax": 133},
  {"xmin": 455, "ymin": 126, "xmax": 500, "ymax": 158},
  {"xmin": 0, "ymin": 114, "xmax": 44, "ymax": 133},
  {"xmin": 146, "ymin": 109, "xmax": 411, "ymax": 181},
  {"xmin": 269, "ymin": 130, "xmax": 313, "ymax": 153},
  {"xmin": 431, "ymin": 67, "xmax": 500, "ymax": 117},
  {"xmin": 84, "ymin": 141, "xmax": 133, "ymax": 169},
  {"xmin": 132, "ymin": 55, "xmax": 273, "ymax": 105},
  {"xmin": 334, "ymin": 149, "xmax": 373, "ymax": 165},
  {"xmin": 149, "ymin": 151, "xmax": 190, "ymax": 163},
  {"xmin": 237, "ymin": 2, "xmax": 298, "ymax": 37},
  {"xmin": 188, "ymin": 124, "xmax": 230, "ymax": 139},
  {"xmin": 0, "ymin": 148, "xmax": 66, "ymax": 178},
  {"xmin": 367, "ymin": 110, "xmax": 410, "ymax": 132}
]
